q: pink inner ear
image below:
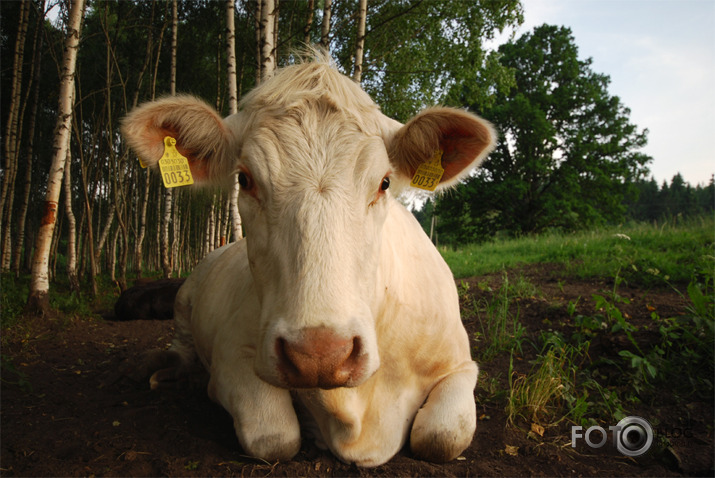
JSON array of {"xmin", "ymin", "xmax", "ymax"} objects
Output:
[{"xmin": 439, "ymin": 125, "xmax": 493, "ymax": 183}]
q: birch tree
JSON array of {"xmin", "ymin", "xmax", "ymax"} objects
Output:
[
  {"xmin": 353, "ymin": 0, "xmax": 367, "ymax": 82},
  {"xmin": 161, "ymin": 0, "xmax": 178, "ymax": 278},
  {"xmin": 27, "ymin": 0, "xmax": 86, "ymax": 315},
  {"xmin": 321, "ymin": 0, "xmax": 332, "ymax": 48},
  {"xmin": 63, "ymin": 136, "xmax": 79, "ymax": 292},
  {"xmin": 1, "ymin": 0, "xmax": 31, "ymax": 270},
  {"xmin": 304, "ymin": 0, "xmax": 315, "ymax": 44},
  {"xmin": 258, "ymin": 0, "xmax": 276, "ymax": 81},
  {"xmin": 12, "ymin": 2, "xmax": 45, "ymax": 277},
  {"xmin": 226, "ymin": 0, "xmax": 242, "ymax": 240}
]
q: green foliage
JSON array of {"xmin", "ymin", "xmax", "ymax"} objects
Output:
[
  {"xmin": 435, "ymin": 24, "xmax": 652, "ymax": 244},
  {"xmin": 1, "ymin": 274, "xmax": 30, "ymax": 328},
  {"xmin": 627, "ymin": 174, "xmax": 715, "ymax": 222},
  {"xmin": 331, "ymin": 0, "xmax": 523, "ymax": 121}
]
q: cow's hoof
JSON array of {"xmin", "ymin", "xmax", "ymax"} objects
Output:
[
  {"xmin": 410, "ymin": 417, "xmax": 473, "ymax": 463},
  {"xmin": 242, "ymin": 433, "xmax": 301, "ymax": 462}
]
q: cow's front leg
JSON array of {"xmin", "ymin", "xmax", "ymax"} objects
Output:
[
  {"xmin": 209, "ymin": 359, "xmax": 301, "ymax": 462},
  {"xmin": 410, "ymin": 362, "xmax": 478, "ymax": 462}
]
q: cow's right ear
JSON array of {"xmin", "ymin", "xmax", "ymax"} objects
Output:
[{"xmin": 121, "ymin": 95, "xmax": 235, "ymax": 183}]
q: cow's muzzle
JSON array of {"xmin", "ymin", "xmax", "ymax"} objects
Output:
[{"xmin": 275, "ymin": 327, "xmax": 367, "ymax": 389}]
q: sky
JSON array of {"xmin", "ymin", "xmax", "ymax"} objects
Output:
[{"xmin": 495, "ymin": 0, "xmax": 715, "ymax": 186}]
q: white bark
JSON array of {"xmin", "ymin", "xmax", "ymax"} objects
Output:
[
  {"xmin": 259, "ymin": 0, "xmax": 276, "ymax": 81},
  {"xmin": 28, "ymin": 0, "xmax": 85, "ymax": 312},
  {"xmin": 353, "ymin": 0, "xmax": 368, "ymax": 83},
  {"xmin": 226, "ymin": 0, "xmax": 242, "ymax": 240}
]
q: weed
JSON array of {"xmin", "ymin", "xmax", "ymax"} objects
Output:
[
  {"xmin": 472, "ymin": 272, "xmax": 527, "ymax": 361},
  {"xmin": 506, "ymin": 350, "xmax": 565, "ymax": 427}
]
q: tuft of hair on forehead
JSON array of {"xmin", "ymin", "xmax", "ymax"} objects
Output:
[{"xmin": 239, "ymin": 48, "xmax": 383, "ymax": 134}]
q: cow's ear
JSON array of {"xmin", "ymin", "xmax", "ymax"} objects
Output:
[
  {"xmin": 385, "ymin": 107, "xmax": 496, "ymax": 190},
  {"xmin": 121, "ymin": 95, "xmax": 234, "ymax": 183}
]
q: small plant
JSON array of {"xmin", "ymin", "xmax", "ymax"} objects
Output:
[
  {"xmin": 506, "ymin": 350, "xmax": 566, "ymax": 427},
  {"xmin": 473, "ymin": 272, "xmax": 526, "ymax": 361}
]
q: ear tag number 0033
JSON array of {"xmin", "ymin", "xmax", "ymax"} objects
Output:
[
  {"xmin": 158, "ymin": 136, "xmax": 194, "ymax": 188},
  {"xmin": 410, "ymin": 149, "xmax": 444, "ymax": 191}
]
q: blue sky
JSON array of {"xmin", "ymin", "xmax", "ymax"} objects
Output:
[{"xmin": 497, "ymin": 0, "xmax": 715, "ymax": 186}]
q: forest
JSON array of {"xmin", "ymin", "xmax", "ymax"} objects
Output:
[{"xmin": 0, "ymin": 0, "xmax": 711, "ymax": 312}]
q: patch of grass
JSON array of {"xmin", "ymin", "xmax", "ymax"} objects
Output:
[
  {"xmin": 471, "ymin": 272, "xmax": 527, "ymax": 361},
  {"xmin": 441, "ymin": 218, "xmax": 714, "ymax": 285},
  {"xmin": 506, "ymin": 350, "xmax": 565, "ymax": 427}
]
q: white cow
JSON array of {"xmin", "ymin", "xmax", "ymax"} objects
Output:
[{"xmin": 121, "ymin": 53, "xmax": 495, "ymax": 467}]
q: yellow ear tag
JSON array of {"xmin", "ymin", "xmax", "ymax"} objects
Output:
[
  {"xmin": 138, "ymin": 157, "xmax": 147, "ymax": 168},
  {"xmin": 410, "ymin": 149, "xmax": 444, "ymax": 191},
  {"xmin": 158, "ymin": 136, "xmax": 194, "ymax": 188}
]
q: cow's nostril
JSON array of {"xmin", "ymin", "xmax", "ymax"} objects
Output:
[{"xmin": 275, "ymin": 328, "xmax": 365, "ymax": 389}]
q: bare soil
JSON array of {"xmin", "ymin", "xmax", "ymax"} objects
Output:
[{"xmin": 2, "ymin": 264, "xmax": 713, "ymax": 477}]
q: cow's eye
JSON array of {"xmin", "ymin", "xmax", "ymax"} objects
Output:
[
  {"xmin": 381, "ymin": 176, "xmax": 390, "ymax": 191},
  {"xmin": 238, "ymin": 171, "xmax": 253, "ymax": 190}
]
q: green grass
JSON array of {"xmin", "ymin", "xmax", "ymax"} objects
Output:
[
  {"xmin": 447, "ymin": 218, "xmax": 715, "ymax": 431},
  {"xmin": 440, "ymin": 217, "xmax": 714, "ymax": 285}
]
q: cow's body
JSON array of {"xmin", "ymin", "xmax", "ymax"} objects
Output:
[{"xmin": 121, "ymin": 52, "xmax": 495, "ymax": 467}]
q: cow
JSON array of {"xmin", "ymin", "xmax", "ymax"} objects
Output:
[
  {"xmin": 113, "ymin": 278, "xmax": 185, "ymax": 321},
  {"xmin": 120, "ymin": 51, "xmax": 495, "ymax": 467}
]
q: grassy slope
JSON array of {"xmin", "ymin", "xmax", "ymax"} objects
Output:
[{"xmin": 440, "ymin": 218, "xmax": 714, "ymax": 285}]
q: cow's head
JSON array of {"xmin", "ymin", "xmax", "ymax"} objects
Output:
[{"xmin": 121, "ymin": 55, "xmax": 495, "ymax": 390}]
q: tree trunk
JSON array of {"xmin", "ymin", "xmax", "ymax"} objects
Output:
[
  {"xmin": 304, "ymin": 0, "xmax": 314, "ymax": 44},
  {"xmin": 135, "ymin": 170, "xmax": 151, "ymax": 278},
  {"xmin": 13, "ymin": 4, "xmax": 45, "ymax": 277},
  {"xmin": 161, "ymin": 0, "xmax": 179, "ymax": 279},
  {"xmin": 79, "ymin": 142, "xmax": 98, "ymax": 299},
  {"xmin": 27, "ymin": 0, "xmax": 85, "ymax": 315},
  {"xmin": 1, "ymin": 0, "xmax": 31, "ymax": 270},
  {"xmin": 63, "ymin": 136, "xmax": 79, "ymax": 293},
  {"xmin": 320, "ymin": 0, "xmax": 332, "ymax": 48},
  {"xmin": 135, "ymin": 1, "xmax": 164, "ymax": 278},
  {"xmin": 225, "ymin": 0, "xmax": 243, "ymax": 241},
  {"xmin": 259, "ymin": 0, "xmax": 276, "ymax": 81},
  {"xmin": 353, "ymin": 0, "xmax": 367, "ymax": 83}
]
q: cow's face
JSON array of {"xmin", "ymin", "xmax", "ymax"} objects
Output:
[
  {"xmin": 227, "ymin": 104, "xmax": 391, "ymax": 389},
  {"xmin": 121, "ymin": 58, "xmax": 496, "ymax": 391}
]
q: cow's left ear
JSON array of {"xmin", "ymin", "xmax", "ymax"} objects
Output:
[
  {"xmin": 121, "ymin": 95, "xmax": 236, "ymax": 185},
  {"xmin": 385, "ymin": 107, "xmax": 496, "ymax": 190}
]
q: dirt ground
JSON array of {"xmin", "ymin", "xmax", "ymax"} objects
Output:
[{"xmin": 2, "ymin": 264, "xmax": 713, "ymax": 477}]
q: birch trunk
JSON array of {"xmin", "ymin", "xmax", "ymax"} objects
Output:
[
  {"xmin": 1, "ymin": 0, "xmax": 31, "ymax": 269},
  {"xmin": 353, "ymin": 0, "xmax": 367, "ymax": 83},
  {"xmin": 63, "ymin": 136, "xmax": 79, "ymax": 293},
  {"xmin": 27, "ymin": 0, "xmax": 85, "ymax": 315},
  {"xmin": 226, "ymin": 0, "xmax": 243, "ymax": 240},
  {"xmin": 320, "ymin": 0, "xmax": 332, "ymax": 48},
  {"xmin": 304, "ymin": 0, "xmax": 315, "ymax": 44},
  {"xmin": 161, "ymin": 0, "xmax": 178, "ymax": 278},
  {"xmin": 259, "ymin": 0, "xmax": 276, "ymax": 81},
  {"xmin": 13, "ymin": 4, "xmax": 45, "ymax": 277}
]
